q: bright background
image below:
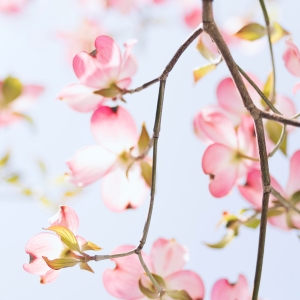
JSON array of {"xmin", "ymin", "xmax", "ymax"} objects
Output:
[{"xmin": 1, "ymin": 0, "xmax": 300, "ymax": 299}]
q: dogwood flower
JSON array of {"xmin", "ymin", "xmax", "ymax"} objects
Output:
[
  {"xmin": 23, "ymin": 206, "xmax": 101, "ymax": 283},
  {"xmin": 0, "ymin": 0, "xmax": 29, "ymax": 13},
  {"xmin": 67, "ymin": 105, "xmax": 150, "ymax": 211},
  {"xmin": 58, "ymin": 35, "xmax": 137, "ymax": 113},
  {"xmin": 103, "ymin": 238, "xmax": 205, "ymax": 299}
]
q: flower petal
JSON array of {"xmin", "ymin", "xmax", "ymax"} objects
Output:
[
  {"xmin": 119, "ymin": 39, "xmax": 138, "ymax": 80},
  {"xmin": 91, "ymin": 106, "xmax": 138, "ymax": 153},
  {"xmin": 211, "ymin": 274, "xmax": 249, "ymax": 300},
  {"xmin": 286, "ymin": 150, "xmax": 300, "ymax": 196},
  {"xmin": 283, "ymin": 40, "xmax": 300, "ymax": 77},
  {"xmin": 57, "ymin": 83, "xmax": 105, "ymax": 113},
  {"xmin": 103, "ymin": 245, "xmax": 152, "ymax": 299},
  {"xmin": 48, "ymin": 206, "xmax": 79, "ymax": 234},
  {"xmin": 202, "ymin": 144, "xmax": 238, "ymax": 197},
  {"xmin": 184, "ymin": 6, "xmax": 202, "ymax": 29},
  {"xmin": 150, "ymin": 238, "xmax": 188, "ymax": 278},
  {"xmin": 40, "ymin": 269, "xmax": 61, "ymax": 284},
  {"xmin": 67, "ymin": 145, "xmax": 116, "ymax": 187},
  {"xmin": 165, "ymin": 270, "xmax": 205, "ymax": 300}
]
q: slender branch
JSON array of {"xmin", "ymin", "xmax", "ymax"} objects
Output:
[
  {"xmin": 259, "ymin": 0, "xmax": 276, "ymax": 103},
  {"xmin": 271, "ymin": 187, "xmax": 300, "ymax": 214},
  {"xmin": 268, "ymin": 124, "xmax": 286, "ymax": 157},
  {"xmin": 124, "ymin": 78, "xmax": 160, "ymax": 94},
  {"xmin": 260, "ymin": 110, "xmax": 300, "ymax": 127},
  {"xmin": 94, "ymin": 249, "xmax": 136, "ymax": 261}
]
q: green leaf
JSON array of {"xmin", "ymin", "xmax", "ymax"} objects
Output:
[
  {"xmin": 234, "ymin": 23, "xmax": 266, "ymax": 41},
  {"xmin": 46, "ymin": 225, "xmax": 81, "ymax": 252},
  {"xmin": 0, "ymin": 151, "xmax": 10, "ymax": 168},
  {"xmin": 12, "ymin": 112, "xmax": 34, "ymax": 126},
  {"xmin": 262, "ymin": 72, "xmax": 274, "ymax": 103},
  {"xmin": 81, "ymin": 241, "xmax": 102, "ymax": 252},
  {"xmin": 151, "ymin": 274, "xmax": 166, "ymax": 289},
  {"xmin": 205, "ymin": 230, "xmax": 235, "ymax": 249},
  {"xmin": 271, "ymin": 22, "xmax": 289, "ymax": 43},
  {"xmin": 138, "ymin": 123, "xmax": 150, "ymax": 154},
  {"xmin": 141, "ymin": 161, "xmax": 152, "ymax": 187},
  {"xmin": 193, "ymin": 64, "xmax": 216, "ymax": 83},
  {"xmin": 43, "ymin": 256, "xmax": 79, "ymax": 270},
  {"xmin": 291, "ymin": 191, "xmax": 300, "ymax": 204},
  {"xmin": 243, "ymin": 218, "xmax": 260, "ymax": 229},
  {"xmin": 79, "ymin": 262, "xmax": 94, "ymax": 273},
  {"xmin": 2, "ymin": 76, "xmax": 22, "ymax": 105},
  {"xmin": 267, "ymin": 207, "xmax": 285, "ymax": 217},
  {"xmin": 166, "ymin": 290, "xmax": 193, "ymax": 300},
  {"xmin": 196, "ymin": 35, "xmax": 218, "ymax": 62},
  {"xmin": 138, "ymin": 278, "xmax": 158, "ymax": 299},
  {"xmin": 94, "ymin": 84, "xmax": 120, "ymax": 98},
  {"xmin": 265, "ymin": 120, "xmax": 287, "ymax": 155}
]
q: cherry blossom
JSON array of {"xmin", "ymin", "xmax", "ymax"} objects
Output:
[
  {"xmin": 67, "ymin": 105, "xmax": 149, "ymax": 211},
  {"xmin": 196, "ymin": 108, "xmax": 256, "ymax": 197},
  {"xmin": 239, "ymin": 150, "xmax": 300, "ymax": 230},
  {"xmin": 0, "ymin": 77, "xmax": 43, "ymax": 127},
  {"xmin": 0, "ymin": 0, "xmax": 29, "ymax": 13},
  {"xmin": 23, "ymin": 206, "xmax": 99, "ymax": 283},
  {"xmin": 57, "ymin": 35, "xmax": 137, "ymax": 113},
  {"xmin": 103, "ymin": 238, "xmax": 205, "ymax": 299}
]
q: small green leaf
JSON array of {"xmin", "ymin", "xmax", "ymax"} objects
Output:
[
  {"xmin": 267, "ymin": 207, "xmax": 285, "ymax": 217},
  {"xmin": 243, "ymin": 218, "xmax": 260, "ymax": 229},
  {"xmin": 234, "ymin": 23, "xmax": 266, "ymax": 41},
  {"xmin": 291, "ymin": 191, "xmax": 300, "ymax": 204},
  {"xmin": 43, "ymin": 256, "xmax": 79, "ymax": 270},
  {"xmin": 138, "ymin": 278, "xmax": 158, "ymax": 299},
  {"xmin": 138, "ymin": 123, "xmax": 150, "ymax": 154},
  {"xmin": 94, "ymin": 84, "xmax": 120, "ymax": 98},
  {"xmin": 46, "ymin": 225, "xmax": 81, "ymax": 252},
  {"xmin": 193, "ymin": 64, "xmax": 216, "ymax": 83},
  {"xmin": 81, "ymin": 241, "xmax": 102, "ymax": 252},
  {"xmin": 205, "ymin": 230, "xmax": 235, "ymax": 249},
  {"xmin": 12, "ymin": 112, "xmax": 34, "ymax": 126},
  {"xmin": 196, "ymin": 35, "xmax": 218, "ymax": 63},
  {"xmin": 265, "ymin": 120, "xmax": 287, "ymax": 155},
  {"xmin": 166, "ymin": 290, "xmax": 193, "ymax": 300},
  {"xmin": 79, "ymin": 262, "xmax": 94, "ymax": 273},
  {"xmin": 151, "ymin": 274, "xmax": 166, "ymax": 289},
  {"xmin": 271, "ymin": 22, "xmax": 289, "ymax": 43},
  {"xmin": 0, "ymin": 151, "xmax": 10, "ymax": 167},
  {"xmin": 2, "ymin": 76, "xmax": 22, "ymax": 105},
  {"xmin": 262, "ymin": 72, "xmax": 274, "ymax": 104},
  {"xmin": 141, "ymin": 161, "xmax": 152, "ymax": 187}
]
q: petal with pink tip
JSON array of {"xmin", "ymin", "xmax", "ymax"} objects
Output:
[
  {"xmin": 184, "ymin": 6, "xmax": 202, "ymax": 29},
  {"xmin": 23, "ymin": 233, "xmax": 64, "ymax": 275},
  {"xmin": 49, "ymin": 206, "xmax": 79, "ymax": 234},
  {"xmin": 67, "ymin": 145, "xmax": 116, "ymax": 187},
  {"xmin": 165, "ymin": 270, "xmax": 205, "ymax": 300},
  {"xmin": 197, "ymin": 108, "xmax": 237, "ymax": 148},
  {"xmin": 286, "ymin": 150, "xmax": 300, "ymax": 197},
  {"xmin": 119, "ymin": 40, "xmax": 138, "ymax": 80},
  {"xmin": 150, "ymin": 238, "xmax": 188, "ymax": 278},
  {"xmin": 283, "ymin": 40, "xmax": 300, "ymax": 77},
  {"xmin": 95, "ymin": 36, "xmax": 122, "ymax": 80},
  {"xmin": 202, "ymin": 144, "xmax": 238, "ymax": 198},
  {"xmin": 117, "ymin": 77, "xmax": 132, "ymax": 89},
  {"xmin": 293, "ymin": 82, "xmax": 300, "ymax": 94},
  {"xmin": 40, "ymin": 269, "xmax": 61, "ymax": 284},
  {"xmin": 268, "ymin": 214, "xmax": 290, "ymax": 231},
  {"xmin": 101, "ymin": 164, "xmax": 148, "ymax": 212},
  {"xmin": 91, "ymin": 106, "xmax": 138, "ymax": 153},
  {"xmin": 57, "ymin": 83, "xmax": 105, "ymax": 113},
  {"xmin": 73, "ymin": 51, "xmax": 108, "ymax": 89},
  {"xmin": 103, "ymin": 245, "xmax": 153, "ymax": 299},
  {"xmin": 211, "ymin": 274, "xmax": 249, "ymax": 300}
]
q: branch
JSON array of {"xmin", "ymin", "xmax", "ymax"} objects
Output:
[
  {"xmin": 271, "ymin": 187, "xmax": 300, "ymax": 214},
  {"xmin": 260, "ymin": 110, "xmax": 300, "ymax": 127}
]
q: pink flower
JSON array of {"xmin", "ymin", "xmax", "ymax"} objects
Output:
[
  {"xmin": 0, "ymin": 0, "xmax": 29, "ymax": 13},
  {"xmin": 0, "ymin": 77, "xmax": 43, "ymax": 127},
  {"xmin": 103, "ymin": 238, "xmax": 205, "ymax": 299},
  {"xmin": 211, "ymin": 274, "xmax": 250, "ymax": 300},
  {"xmin": 183, "ymin": 5, "xmax": 202, "ymax": 29},
  {"xmin": 58, "ymin": 35, "xmax": 137, "ymax": 113},
  {"xmin": 238, "ymin": 150, "xmax": 300, "ymax": 230},
  {"xmin": 197, "ymin": 108, "xmax": 256, "ymax": 197},
  {"xmin": 23, "ymin": 206, "xmax": 99, "ymax": 284},
  {"xmin": 67, "ymin": 105, "xmax": 149, "ymax": 211}
]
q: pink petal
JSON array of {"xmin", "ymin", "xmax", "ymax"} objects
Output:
[
  {"xmin": 23, "ymin": 233, "xmax": 64, "ymax": 275},
  {"xmin": 103, "ymin": 245, "xmax": 152, "ymax": 299},
  {"xmin": 48, "ymin": 206, "xmax": 79, "ymax": 234},
  {"xmin": 283, "ymin": 40, "xmax": 300, "ymax": 77},
  {"xmin": 76, "ymin": 235, "xmax": 88, "ymax": 249},
  {"xmin": 40, "ymin": 269, "xmax": 61, "ymax": 284},
  {"xmin": 57, "ymin": 83, "xmax": 105, "ymax": 113},
  {"xmin": 118, "ymin": 39, "xmax": 138, "ymax": 80},
  {"xmin": 150, "ymin": 238, "xmax": 188, "ymax": 278},
  {"xmin": 101, "ymin": 164, "xmax": 148, "ymax": 212},
  {"xmin": 73, "ymin": 51, "xmax": 108, "ymax": 89},
  {"xmin": 94, "ymin": 35, "xmax": 122, "ymax": 80},
  {"xmin": 184, "ymin": 6, "xmax": 202, "ymax": 29},
  {"xmin": 91, "ymin": 106, "xmax": 138, "ymax": 153},
  {"xmin": 286, "ymin": 150, "xmax": 300, "ymax": 197},
  {"xmin": 268, "ymin": 214, "xmax": 290, "ymax": 231},
  {"xmin": 292, "ymin": 82, "xmax": 300, "ymax": 94},
  {"xmin": 202, "ymin": 144, "xmax": 238, "ymax": 197},
  {"xmin": 67, "ymin": 145, "xmax": 116, "ymax": 187},
  {"xmin": 165, "ymin": 270, "xmax": 205, "ymax": 300},
  {"xmin": 211, "ymin": 274, "xmax": 249, "ymax": 300},
  {"xmin": 196, "ymin": 108, "xmax": 237, "ymax": 148},
  {"xmin": 117, "ymin": 77, "xmax": 132, "ymax": 89}
]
